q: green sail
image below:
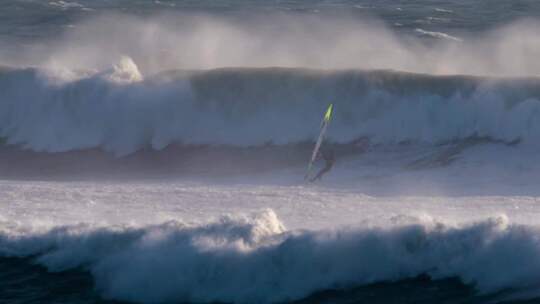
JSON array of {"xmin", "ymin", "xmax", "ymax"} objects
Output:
[{"xmin": 305, "ymin": 103, "xmax": 333, "ymax": 180}]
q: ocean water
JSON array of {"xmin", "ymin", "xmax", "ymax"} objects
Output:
[{"xmin": 3, "ymin": 1, "xmax": 540, "ymax": 303}]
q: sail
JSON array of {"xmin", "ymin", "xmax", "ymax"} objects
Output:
[{"xmin": 305, "ymin": 104, "xmax": 333, "ymax": 180}]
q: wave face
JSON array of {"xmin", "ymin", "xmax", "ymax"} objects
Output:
[
  {"xmin": 2, "ymin": 63, "xmax": 540, "ymax": 155},
  {"xmin": 1, "ymin": 210, "xmax": 540, "ymax": 303}
]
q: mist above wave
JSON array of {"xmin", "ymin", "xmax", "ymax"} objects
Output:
[{"xmin": 3, "ymin": 13, "xmax": 540, "ymax": 77}]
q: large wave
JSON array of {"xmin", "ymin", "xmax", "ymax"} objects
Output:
[
  {"xmin": 2, "ymin": 209, "xmax": 540, "ymax": 303},
  {"xmin": 1, "ymin": 60, "xmax": 540, "ymax": 155}
]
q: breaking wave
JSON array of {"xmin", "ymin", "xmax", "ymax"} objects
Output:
[
  {"xmin": 2, "ymin": 61, "xmax": 540, "ymax": 156},
  {"xmin": 2, "ymin": 209, "xmax": 540, "ymax": 303},
  {"xmin": 415, "ymin": 28, "xmax": 463, "ymax": 42}
]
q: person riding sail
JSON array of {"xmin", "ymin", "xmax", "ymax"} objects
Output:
[
  {"xmin": 305, "ymin": 103, "xmax": 334, "ymax": 182},
  {"xmin": 310, "ymin": 149, "xmax": 335, "ymax": 182}
]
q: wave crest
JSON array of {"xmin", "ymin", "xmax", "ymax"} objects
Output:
[
  {"xmin": 2, "ymin": 210, "xmax": 540, "ymax": 303},
  {"xmin": 2, "ymin": 63, "xmax": 540, "ymax": 155}
]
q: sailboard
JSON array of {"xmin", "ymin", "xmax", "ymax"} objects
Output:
[{"xmin": 305, "ymin": 103, "xmax": 333, "ymax": 180}]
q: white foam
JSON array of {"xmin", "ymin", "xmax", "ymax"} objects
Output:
[
  {"xmin": 105, "ymin": 56, "xmax": 143, "ymax": 84},
  {"xmin": 49, "ymin": 1, "xmax": 84, "ymax": 10},
  {"xmin": 1, "ymin": 64, "xmax": 540, "ymax": 155},
  {"xmin": 415, "ymin": 28, "xmax": 462, "ymax": 42},
  {"xmin": 2, "ymin": 209, "xmax": 540, "ymax": 303},
  {"xmin": 434, "ymin": 8, "xmax": 454, "ymax": 13}
]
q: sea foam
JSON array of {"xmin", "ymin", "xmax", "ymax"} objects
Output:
[
  {"xmin": 1, "ymin": 64, "xmax": 540, "ymax": 155},
  {"xmin": 2, "ymin": 210, "xmax": 540, "ymax": 303}
]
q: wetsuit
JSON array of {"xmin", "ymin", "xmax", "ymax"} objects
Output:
[{"xmin": 310, "ymin": 151, "xmax": 335, "ymax": 182}]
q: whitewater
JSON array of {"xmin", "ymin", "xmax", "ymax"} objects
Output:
[{"xmin": 3, "ymin": 1, "xmax": 540, "ymax": 303}]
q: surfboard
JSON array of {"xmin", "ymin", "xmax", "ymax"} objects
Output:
[{"xmin": 305, "ymin": 103, "xmax": 333, "ymax": 180}]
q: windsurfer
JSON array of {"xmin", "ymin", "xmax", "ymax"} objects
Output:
[{"xmin": 310, "ymin": 149, "xmax": 335, "ymax": 182}]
